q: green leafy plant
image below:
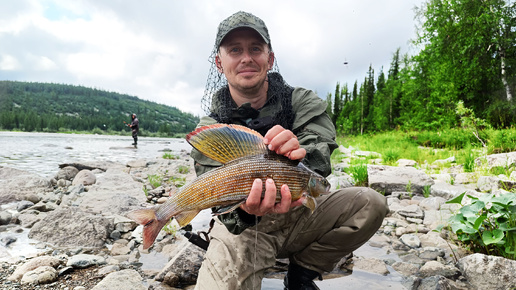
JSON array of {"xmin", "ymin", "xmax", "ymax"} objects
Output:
[
  {"xmin": 163, "ymin": 153, "xmax": 179, "ymax": 159},
  {"xmin": 445, "ymin": 192, "xmax": 516, "ymax": 260},
  {"xmin": 148, "ymin": 174, "xmax": 163, "ymax": 189},
  {"xmin": 177, "ymin": 165, "xmax": 190, "ymax": 174},
  {"xmin": 422, "ymin": 185, "xmax": 431, "ymax": 198},
  {"xmin": 462, "ymin": 148, "xmax": 476, "ymax": 173},
  {"xmin": 383, "ymin": 149, "xmax": 401, "ymax": 165},
  {"xmin": 405, "ymin": 180, "xmax": 412, "ymax": 193},
  {"xmin": 345, "ymin": 161, "xmax": 368, "ymax": 187}
]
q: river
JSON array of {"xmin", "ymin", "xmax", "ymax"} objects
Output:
[{"xmin": 0, "ymin": 131, "xmax": 191, "ymax": 178}]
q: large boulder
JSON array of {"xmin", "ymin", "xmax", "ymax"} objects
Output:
[
  {"xmin": 92, "ymin": 269, "xmax": 146, "ymax": 290},
  {"xmin": 368, "ymin": 165, "xmax": 434, "ymax": 195},
  {"xmin": 74, "ymin": 168, "xmax": 147, "ymax": 215},
  {"xmin": 458, "ymin": 253, "xmax": 516, "ymax": 289},
  {"xmin": 155, "ymin": 238, "xmax": 205, "ymax": 287},
  {"xmin": 0, "ymin": 167, "xmax": 51, "ymax": 205},
  {"xmin": 28, "ymin": 207, "xmax": 114, "ymax": 248}
]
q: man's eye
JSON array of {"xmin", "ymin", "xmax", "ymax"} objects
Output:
[{"xmin": 229, "ymin": 47, "xmax": 241, "ymax": 54}]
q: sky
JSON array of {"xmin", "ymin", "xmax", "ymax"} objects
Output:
[{"xmin": 0, "ymin": 0, "xmax": 425, "ymax": 117}]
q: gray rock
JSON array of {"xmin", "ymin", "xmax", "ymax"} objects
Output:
[
  {"xmin": 16, "ymin": 200, "xmax": 35, "ymax": 212},
  {"xmin": 67, "ymin": 254, "xmax": 106, "ymax": 268},
  {"xmin": 8, "ymin": 256, "xmax": 61, "ymax": 281},
  {"xmin": 1, "ymin": 235, "xmax": 17, "ymax": 246},
  {"xmin": 127, "ymin": 159, "xmax": 148, "ymax": 168},
  {"xmin": 418, "ymin": 247, "xmax": 445, "ymax": 260},
  {"xmin": 397, "ymin": 159, "xmax": 417, "ymax": 167},
  {"xmin": 20, "ymin": 266, "xmax": 58, "ymax": 285},
  {"xmin": 0, "ymin": 167, "xmax": 51, "ymax": 205},
  {"xmin": 396, "ymin": 204, "xmax": 424, "ymax": 219},
  {"xmin": 0, "ymin": 211, "xmax": 12, "ymax": 225},
  {"xmin": 430, "ymin": 182, "xmax": 478, "ymax": 200},
  {"xmin": 17, "ymin": 210, "xmax": 47, "ymax": 228},
  {"xmin": 155, "ymin": 239, "xmax": 205, "ymax": 287},
  {"xmin": 477, "ymin": 175, "xmax": 500, "ymax": 192},
  {"xmin": 419, "ymin": 260, "xmax": 460, "ymax": 278},
  {"xmin": 327, "ymin": 172, "xmax": 354, "ymax": 189},
  {"xmin": 92, "ymin": 269, "xmax": 146, "ymax": 290},
  {"xmin": 458, "ymin": 253, "xmax": 516, "ymax": 290},
  {"xmin": 368, "ymin": 165, "xmax": 434, "ymax": 195},
  {"xmin": 29, "ymin": 207, "xmax": 114, "ymax": 248},
  {"xmin": 353, "ymin": 258, "xmax": 389, "ymax": 275},
  {"xmin": 74, "ymin": 168, "xmax": 147, "ymax": 215},
  {"xmin": 72, "ymin": 169, "xmax": 96, "ymax": 186},
  {"xmin": 482, "ymin": 152, "xmax": 516, "ymax": 169},
  {"xmin": 55, "ymin": 166, "xmax": 79, "ymax": 181},
  {"xmin": 400, "ymin": 234, "xmax": 421, "ymax": 248},
  {"xmin": 391, "ymin": 261, "xmax": 419, "ymax": 276}
]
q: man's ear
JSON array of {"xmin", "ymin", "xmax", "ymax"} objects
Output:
[
  {"xmin": 268, "ymin": 52, "xmax": 275, "ymax": 70},
  {"xmin": 215, "ymin": 55, "xmax": 223, "ymax": 73}
]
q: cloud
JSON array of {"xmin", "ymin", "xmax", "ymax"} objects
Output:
[{"xmin": 0, "ymin": 0, "xmax": 423, "ymax": 116}]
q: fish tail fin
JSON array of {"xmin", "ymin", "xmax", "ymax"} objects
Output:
[
  {"xmin": 127, "ymin": 208, "xmax": 169, "ymax": 249},
  {"xmin": 303, "ymin": 196, "xmax": 317, "ymax": 213}
]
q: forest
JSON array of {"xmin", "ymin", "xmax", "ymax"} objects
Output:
[
  {"xmin": 0, "ymin": 80, "xmax": 199, "ymax": 136},
  {"xmin": 326, "ymin": 0, "xmax": 516, "ymax": 135}
]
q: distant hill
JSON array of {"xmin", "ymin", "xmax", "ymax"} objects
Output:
[{"xmin": 0, "ymin": 81, "xmax": 199, "ymax": 136}]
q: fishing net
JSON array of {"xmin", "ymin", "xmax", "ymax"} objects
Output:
[{"xmin": 200, "ymin": 11, "xmax": 295, "ymax": 133}]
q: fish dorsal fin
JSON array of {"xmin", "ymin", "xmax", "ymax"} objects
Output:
[{"xmin": 186, "ymin": 124, "xmax": 267, "ymax": 164}]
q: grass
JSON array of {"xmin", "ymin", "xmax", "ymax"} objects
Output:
[{"xmin": 333, "ymin": 128, "xmax": 516, "ymax": 178}]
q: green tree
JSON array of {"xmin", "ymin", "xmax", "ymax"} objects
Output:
[{"xmin": 414, "ymin": 0, "xmax": 516, "ymax": 127}]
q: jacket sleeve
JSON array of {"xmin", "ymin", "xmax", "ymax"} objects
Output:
[{"xmin": 292, "ymin": 88, "xmax": 338, "ymax": 178}]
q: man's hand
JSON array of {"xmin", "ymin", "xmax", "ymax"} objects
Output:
[
  {"xmin": 240, "ymin": 126, "xmax": 307, "ymax": 216},
  {"xmin": 263, "ymin": 125, "xmax": 306, "ymax": 160},
  {"xmin": 240, "ymin": 178, "xmax": 305, "ymax": 216}
]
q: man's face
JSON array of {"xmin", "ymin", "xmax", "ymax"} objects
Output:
[{"xmin": 217, "ymin": 28, "xmax": 273, "ymax": 96}]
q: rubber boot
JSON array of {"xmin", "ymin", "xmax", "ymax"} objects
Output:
[
  {"xmin": 132, "ymin": 137, "xmax": 137, "ymax": 146},
  {"xmin": 283, "ymin": 263, "xmax": 322, "ymax": 290}
]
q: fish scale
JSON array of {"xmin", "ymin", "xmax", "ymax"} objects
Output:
[{"xmin": 127, "ymin": 124, "xmax": 330, "ymax": 249}]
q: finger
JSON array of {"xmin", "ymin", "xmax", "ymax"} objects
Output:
[
  {"xmin": 274, "ymin": 184, "xmax": 292, "ymax": 213},
  {"xmin": 287, "ymin": 148, "xmax": 307, "ymax": 160},
  {"xmin": 274, "ymin": 138, "xmax": 300, "ymax": 156},
  {"xmin": 260, "ymin": 178, "xmax": 277, "ymax": 213},
  {"xmin": 263, "ymin": 125, "xmax": 285, "ymax": 144},
  {"xmin": 268, "ymin": 130, "xmax": 298, "ymax": 152},
  {"xmin": 242, "ymin": 179, "xmax": 263, "ymax": 213}
]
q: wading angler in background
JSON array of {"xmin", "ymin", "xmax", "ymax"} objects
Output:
[
  {"xmin": 126, "ymin": 113, "xmax": 139, "ymax": 146},
  {"xmin": 189, "ymin": 11, "xmax": 390, "ymax": 290}
]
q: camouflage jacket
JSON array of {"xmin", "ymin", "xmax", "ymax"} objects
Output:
[{"xmin": 190, "ymin": 87, "xmax": 337, "ymax": 234}]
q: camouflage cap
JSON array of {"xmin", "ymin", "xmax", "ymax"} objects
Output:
[{"xmin": 215, "ymin": 11, "xmax": 271, "ymax": 49}]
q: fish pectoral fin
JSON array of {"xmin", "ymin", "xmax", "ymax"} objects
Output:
[
  {"xmin": 303, "ymin": 196, "xmax": 317, "ymax": 213},
  {"xmin": 175, "ymin": 210, "xmax": 201, "ymax": 228},
  {"xmin": 212, "ymin": 200, "xmax": 247, "ymax": 215}
]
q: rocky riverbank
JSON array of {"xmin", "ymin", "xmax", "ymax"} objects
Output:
[{"xmin": 1, "ymin": 147, "xmax": 516, "ymax": 289}]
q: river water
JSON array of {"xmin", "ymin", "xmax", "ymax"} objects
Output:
[
  {"xmin": 0, "ymin": 131, "xmax": 191, "ymax": 178},
  {"xmin": 0, "ymin": 132, "xmax": 407, "ymax": 289}
]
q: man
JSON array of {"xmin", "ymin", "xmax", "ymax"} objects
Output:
[
  {"xmin": 128, "ymin": 113, "xmax": 139, "ymax": 146},
  {"xmin": 192, "ymin": 11, "xmax": 388, "ymax": 290}
]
